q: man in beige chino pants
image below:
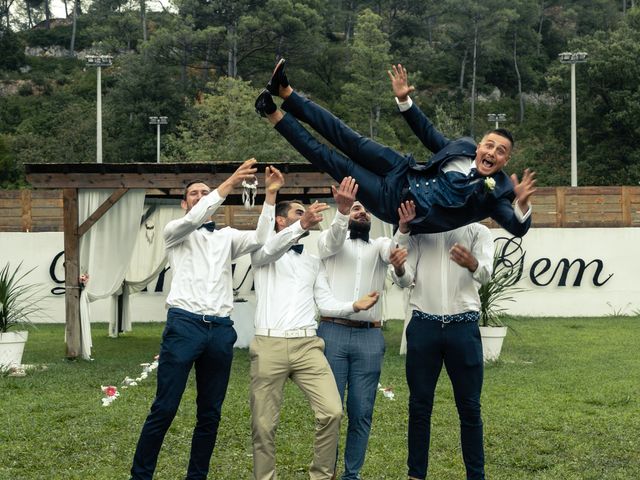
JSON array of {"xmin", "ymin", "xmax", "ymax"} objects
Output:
[{"xmin": 249, "ymin": 195, "xmax": 380, "ymax": 480}]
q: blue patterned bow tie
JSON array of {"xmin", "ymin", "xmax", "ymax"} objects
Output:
[
  {"xmin": 289, "ymin": 244, "xmax": 304, "ymax": 254},
  {"xmin": 198, "ymin": 222, "xmax": 216, "ymax": 232},
  {"xmin": 468, "ymin": 167, "xmax": 479, "ymax": 180}
]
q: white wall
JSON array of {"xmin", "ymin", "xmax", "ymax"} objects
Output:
[
  {"xmin": 494, "ymin": 228, "xmax": 638, "ymax": 316},
  {"xmin": 1, "ymin": 228, "xmax": 638, "ymax": 325}
]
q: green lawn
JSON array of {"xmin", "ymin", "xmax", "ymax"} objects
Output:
[{"xmin": 1, "ymin": 318, "xmax": 639, "ymax": 480}]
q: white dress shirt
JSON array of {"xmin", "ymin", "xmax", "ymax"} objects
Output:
[
  {"xmin": 392, "ymin": 224, "xmax": 493, "ymax": 315},
  {"xmin": 251, "ymin": 220, "xmax": 358, "ymax": 331},
  {"xmin": 395, "ymin": 96, "xmax": 531, "ymax": 221},
  {"xmin": 164, "ymin": 189, "xmax": 274, "ymax": 317},
  {"xmin": 317, "ymin": 211, "xmax": 410, "ymax": 321}
]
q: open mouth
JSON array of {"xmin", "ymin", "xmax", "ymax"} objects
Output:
[{"xmin": 481, "ymin": 158, "xmax": 495, "ymax": 169}]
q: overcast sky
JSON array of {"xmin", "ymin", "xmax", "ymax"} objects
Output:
[{"xmin": 29, "ymin": 0, "xmax": 170, "ymax": 22}]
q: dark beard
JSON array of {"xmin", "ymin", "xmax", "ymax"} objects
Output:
[{"xmin": 348, "ymin": 219, "xmax": 371, "ymax": 235}]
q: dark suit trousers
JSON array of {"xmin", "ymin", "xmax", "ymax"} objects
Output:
[
  {"xmin": 405, "ymin": 313, "xmax": 485, "ymax": 480},
  {"xmin": 276, "ymin": 91, "xmax": 408, "ymax": 224},
  {"xmin": 130, "ymin": 308, "xmax": 237, "ymax": 480}
]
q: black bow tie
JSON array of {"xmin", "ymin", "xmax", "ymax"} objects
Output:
[
  {"xmin": 349, "ymin": 230, "xmax": 369, "ymax": 242},
  {"xmin": 289, "ymin": 244, "xmax": 304, "ymax": 254},
  {"xmin": 468, "ymin": 167, "xmax": 479, "ymax": 179},
  {"xmin": 198, "ymin": 222, "xmax": 216, "ymax": 232}
]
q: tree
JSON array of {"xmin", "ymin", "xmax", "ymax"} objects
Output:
[
  {"xmin": 144, "ymin": 22, "xmax": 225, "ymax": 91},
  {"xmin": 0, "ymin": 25, "xmax": 25, "ymax": 70},
  {"xmin": 102, "ymin": 53, "xmax": 187, "ymax": 162},
  {"xmin": 0, "ymin": 0, "xmax": 16, "ymax": 29},
  {"xmin": 69, "ymin": 0, "xmax": 79, "ymax": 53},
  {"xmin": 441, "ymin": 0, "xmax": 488, "ymax": 136},
  {"xmin": 544, "ymin": 9, "xmax": 640, "ymax": 185},
  {"xmin": 9, "ymin": 95, "xmax": 97, "ymax": 165},
  {"xmin": 339, "ymin": 9, "xmax": 396, "ymax": 143},
  {"xmin": 165, "ymin": 77, "xmax": 299, "ymax": 164},
  {"xmin": 0, "ymin": 134, "xmax": 23, "ymax": 187}
]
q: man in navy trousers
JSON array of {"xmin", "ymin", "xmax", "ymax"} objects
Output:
[{"xmin": 255, "ymin": 60, "xmax": 536, "ymax": 237}]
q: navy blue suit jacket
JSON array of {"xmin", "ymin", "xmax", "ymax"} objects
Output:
[{"xmin": 401, "ymin": 103, "xmax": 531, "ymax": 237}]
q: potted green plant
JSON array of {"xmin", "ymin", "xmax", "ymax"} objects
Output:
[
  {"xmin": 478, "ymin": 250, "xmax": 524, "ymax": 362},
  {"xmin": 0, "ymin": 262, "xmax": 41, "ymax": 370}
]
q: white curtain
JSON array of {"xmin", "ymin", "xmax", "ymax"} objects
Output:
[
  {"xmin": 78, "ymin": 189, "xmax": 146, "ymax": 359},
  {"xmin": 119, "ymin": 204, "xmax": 183, "ymax": 336}
]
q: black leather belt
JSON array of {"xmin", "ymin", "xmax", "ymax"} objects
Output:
[{"xmin": 320, "ymin": 317, "xmax": 382, "ymax": 328}]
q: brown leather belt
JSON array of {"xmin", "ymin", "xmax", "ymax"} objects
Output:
[{"xmin": 320, "ymin": 317, "xmax": 382, "ymax": 328}]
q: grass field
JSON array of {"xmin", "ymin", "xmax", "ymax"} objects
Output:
[{"xmin": 1, "ymin": 317, "xmax": 639, "ymax": 480}]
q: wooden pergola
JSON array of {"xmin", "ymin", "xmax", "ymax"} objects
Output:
[{"xmin": 25, "ymin": 162, "xmax": 336, "ymax": 359}]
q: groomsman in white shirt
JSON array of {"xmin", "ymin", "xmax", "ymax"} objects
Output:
[
  {"xmin": 130, "ymin": 159, "xmax": 284, "ymax": 480},
  {"xmin": 392, "ymin": 204, "xmax": 494, "ymax": 480},
  {"xmin": 315, "ymin": 177, "xmax": 411, "ymax": 480},
  {"xmin": 249, "ymin": 197, "xmax": 381, "ymax": 480}
]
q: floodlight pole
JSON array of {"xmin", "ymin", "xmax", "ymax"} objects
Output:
[
  {"xmin": 558, "ymin": 51, "xmax": 588, "ymax": 187},
  {"xmin": 86, "ymin": 55, "xmax": 113, "ymax": 164},
  {"xmin": 487, "ymin": 113, "xmax": 507, "ymax": 129},
  {"xmin": 149, "ymin": 116, "xmax": 168, "ymax": 163}
]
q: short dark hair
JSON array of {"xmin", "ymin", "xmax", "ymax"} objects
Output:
[
  {"xmin": 487, "ymin": 128, "xmax": 514, "ymax": 149},
  {"xmin": 183, "ymin": 180, "xmax": 209, "ymax": 200},
  {"xmin": 275, "ymin": 199, "xmax": 304, "ymax": 219}
]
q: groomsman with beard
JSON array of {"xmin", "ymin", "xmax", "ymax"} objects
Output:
[{"xmin": 316, "ymin": 176, "xmax": 412, "ymax": 480}]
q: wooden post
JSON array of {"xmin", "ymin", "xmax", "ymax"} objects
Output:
[
  {"xmin": 621, "ymin": 186, "xmax": 632, "ymax": 227},
  {"xmin": 21, "ymin": 190, "xmax": 32, "ymax": 232},
  {"xmin": 63, "ymin": 188, "xmax": 81, "ymax": 359},
  {"xmin": 224, "ymin": 205, "xmax": 232, "ymax": 227},
  {"xmin": 555, "ymin": 187, "xmax": 566, "ymax": 227},
  {"xmin": 77, "ymin": 188, "xmax": 129, "ymax": 237}
]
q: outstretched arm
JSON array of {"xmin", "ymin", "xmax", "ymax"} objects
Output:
[
  {"xmin": 264, "ymin": 165, "xmax": 285, "ymax": 206},
  {"xmin": 491, "ymin": 198, "xmax": 531, "ymax": 237},
  {"xmin": 389, "ymin": 64, "xmax": 449, "ymax": 154},
  {"xmin": 231, "ymin": 165, "xmax": 285, "ymax": 259},
  {"xmin": 251, "ymin": 202, "xmax": 330, "ymax": 267},
  {"xmin": 217, "ymin": 157, "xmax": 259, "ymax": 198},
  {"xmin": 317, "ymin": 177, "xmax": 358, "ymax": 259},
  {"xmin": 388, "ymin": 64, "xmax": 415, "ymax": 102},
  {"xmin": 489, "ymin": 169, "xmax": 536, "ymax": 237},
  {"xmin": 164, "ymin": 158, "xmax": 258, "ymax": 249},
  {"xmin": 511, "ymin": 168, "xmax": 537, "ymax": 214}
]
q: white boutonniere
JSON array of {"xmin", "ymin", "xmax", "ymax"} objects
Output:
[{"xmin": 484, "ymin": 177, "xmax": 496, "ymax": 192}]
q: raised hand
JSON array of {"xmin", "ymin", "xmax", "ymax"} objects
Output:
[
  {"xmin": 300, "ymin": 201, "xmax": 330, "ymax": 230},
  {"xmin": 264, "ymin": 165, "xmax": 284, "ymax": 205},
  {"xmin": 331, "ymin": 176, "xmax": 359, "ymax": 215},
  {"xmin": 218, "ymin": 158, "xmax": 259, "ymax": 197},
  {"xmin": 397, "ymin": 200, "xmax": 416, "ymax": 234},
  {"xmin": 265, "ymin": 165, "xmax": 285, "ymax": 193},
  {"xmin": 449, "ymin": 243, "xmax": 478, "ymax": 272},
  {"xmin": 387, "ymin": 64, "xmax": 415, "ymax": 101},
  {"xmin": 511, "ymin": 168, "xmax": 537, "ymax": 208},
  {"xmin": 230, "ymin": 158, "xmax": 258, "ymax": 186},
  {"xmin": 353, "ymin": 291, "xmax": 380, "ymax": 312}
]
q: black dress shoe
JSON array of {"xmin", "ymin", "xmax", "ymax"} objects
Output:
[
  {"xmin": 255, "ymin": 89, "xmax": 277, "ymax": 117},
  {"xmin": 266, "ymin": 58, "xmax": 289, "ymax": 95}
]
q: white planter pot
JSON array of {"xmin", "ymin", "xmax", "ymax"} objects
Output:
[
  {"xmin": 0, "ymin": 331, "xmax": 29, "ymax": 369},
  {"xmin": 479, "ymin": 326, "xmax": 507, "ymax": 362}
]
